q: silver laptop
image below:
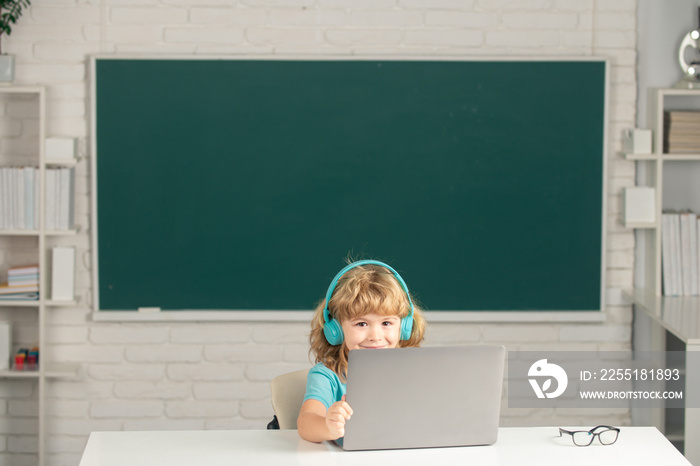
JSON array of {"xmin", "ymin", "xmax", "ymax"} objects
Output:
[{"xmin": 342, "ymin": 345, "xmax": 505, "ymax": 451}]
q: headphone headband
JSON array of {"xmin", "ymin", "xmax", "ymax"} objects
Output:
[{"xmin": 322, "ymin": 260, "xmax": 415, "ymax": 345}]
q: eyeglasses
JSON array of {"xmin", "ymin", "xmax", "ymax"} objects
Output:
[{"xmin": 558, "ymin": 425, "xmax": 620, "ymax": 446}]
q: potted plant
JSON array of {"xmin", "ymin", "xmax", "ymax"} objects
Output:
[{"xmin": 0, "ymin": 0, "xmax": 31, "ymax": 82}]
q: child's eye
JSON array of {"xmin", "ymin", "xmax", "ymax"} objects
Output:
[
  {"xmin": 355, "ymin": 322, "xmax": 367, "ymax": 327},
  {"xmin": 382, "ymin": 321, "xmax": 393, "ymax": 326}
]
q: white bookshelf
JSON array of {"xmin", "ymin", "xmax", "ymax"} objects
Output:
[
  {"xmin": 0, "ymin": 86, "xmax": 80, "ymax": 466},
  {"xmin": 627, "ymin": 88, "xmax": 700, "ymax": 464}
]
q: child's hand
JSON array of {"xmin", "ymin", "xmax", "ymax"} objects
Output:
[{"xmin": 325, "ymin": 395, "xmax": 353, "ymax": 438}]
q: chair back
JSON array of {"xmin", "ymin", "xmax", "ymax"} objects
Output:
[{"xmin": 270, "ymin": 369, "xmax": 309, "ymax": 429}]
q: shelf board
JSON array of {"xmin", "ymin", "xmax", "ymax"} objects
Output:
[
  {"xmin": 0, "ymin": 300, "xmax": 39, "ymax": 307},
  {"xmin": 663, "ymin": 154, "xmax": 700, "ymax": 160},
  {"xmin": 0, "ymin": 229, "xmax": 40, "ymax": 236},
  {"xmin": 624, "ymin": 153, "xmax": 656, "ymax": 160},
  {"xmin": 628, "ymin": 289, "xmax": 700, "ymax": 345},
  {"xmin": 0, "ymin": 298, "xmax": 78, "ymax": 307},
  {"xmin": 44, "ymin": 299, "xmax": 77, "ymax": 307},
  {"xmin": 0, "ymin": 369, "xmax": 40, "ymax": 379},
  {"xmin": 623, "ymin": 153, "xmax": 700, "ymax": 161},
  {"xmin": 0, "ymin": 228, "xmax": 79, "ymax": 236},
  {"xmin": 0, "ymin": 86, "xmax": 44, "ymax": 95},
  {"xmin": 625, "ymin": 221, "xmax": 657, "ymax": 229},
  {"xmin": 661, "ymin": 87, "xmax": 700, "ymax": 96},
  {"xmin": 0, "ymin": 363, "xmax": 79, "ymax": 379},
  {"xmin": 44, "ymin": 158, "xmax": 77, "ymax": 167}
]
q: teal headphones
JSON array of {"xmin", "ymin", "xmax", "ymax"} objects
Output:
[{"xmin": 322, "ymin": 260, "xmax": 415, "ymax": 346}]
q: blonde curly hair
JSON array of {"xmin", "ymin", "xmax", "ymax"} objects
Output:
[{"xmin": 308, "ymin": 262, "xmax": 426, "ymax": 380}]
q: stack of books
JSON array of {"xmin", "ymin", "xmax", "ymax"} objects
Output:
[
  {"xmin": 45, "ymin": 167, "xmax": 75, "ymax": 231},
  {"xmin": 0, "ymin": 264, "xmax": 39, "ymax": 300},
  {"xmin": 662, "ymin": 211, "xmax": 700, "ymax": 296},
  {"xmin": 664, "ymin": 111, "xmax": 700, "ymax": 154},
  {"xmin": 0, "ymin": 166, "xmax": 74, "ymax": 231},
  {"xmin": 0, "ymin": 167, "xmax": 39, "ymax": 230}
]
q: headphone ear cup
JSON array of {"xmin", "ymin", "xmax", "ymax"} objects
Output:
[
  {"xmin": 400, "ymin": 316, "xmax": 414, "ymax": 341},
  {"xmin": 323, "ymin": 318, "xmax": 344, "ymax": 346}
]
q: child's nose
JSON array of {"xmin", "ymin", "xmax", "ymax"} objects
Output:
[{"xmin": 369, "ymin": 324, "xmax": 383, "ymax": 340}]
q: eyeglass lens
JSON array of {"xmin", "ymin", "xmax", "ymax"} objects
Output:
[
  {"xmin": 571, "ymin": 429, "xmax": 618, "ymax": 446},
  {"xmin": 572, "ymin": 431, "xmax": 594, "ymax": 446},
  {"xmin": 597, "ymin": 429, "xmax": 619, "ymax": 445}
]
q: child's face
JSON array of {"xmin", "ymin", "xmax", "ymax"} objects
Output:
[{"xmin": 340, "ymin": 313, "xmax": 401, "ymax": 351}]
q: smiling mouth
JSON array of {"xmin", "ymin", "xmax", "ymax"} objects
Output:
[{"xmin": 360, "ymin": 345, "xmax": 386, "ymax": 349}]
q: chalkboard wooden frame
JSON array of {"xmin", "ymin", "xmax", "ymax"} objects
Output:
[{"xmin": 90, "ymin": 56, "xmax": 608, "ymax": 315}]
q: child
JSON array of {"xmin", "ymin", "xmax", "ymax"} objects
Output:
[{"xmin": 297, "ymin": 259, "xmax": 426, "ymax": 443}]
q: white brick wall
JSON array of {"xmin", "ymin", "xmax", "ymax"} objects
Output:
[{"xmin": 0, "ymin": 1, "xmax": 637, "ymax": 464}]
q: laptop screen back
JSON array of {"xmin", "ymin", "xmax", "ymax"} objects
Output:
[{"xmin": 343, "ymin": 345, "xmax": 505, "ymax": 451}]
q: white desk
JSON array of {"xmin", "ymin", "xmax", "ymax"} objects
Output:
[
  {"xmin": 631, "ymin": 290, "xmax": 700, "ymax": 465},
  {"xmin": 79, "ymin": 427, "xmax": 690, "ymax": 466}
]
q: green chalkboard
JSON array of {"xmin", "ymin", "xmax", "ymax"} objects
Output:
[{"xmin": 93, "ymin": 58, "xmax": 607, "ymax": 312}]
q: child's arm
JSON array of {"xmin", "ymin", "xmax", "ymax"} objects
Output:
[{"xmin": 297, "ymin": 396, "xmax": 353, "ymax": 442}]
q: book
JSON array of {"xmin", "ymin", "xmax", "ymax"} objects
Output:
[
  {"xmin": 16, "ymin": 168, "xmax": 24, "ymax": 229},
  {"xmin": 689, "ymin": 213, "xmax": 699, "ymax": 296},
  {"xmin": 0, "ymin": 284, "xmax": 39, "ymax": 295},
  {"xmin": 45, "ymin": 168, "xmax": 56, "ymax": 230},
  {"xmin": 0, "ymin": 292, "xmax": 39, "ymax": 301},
  {"xmin": 680, "ymin": 212, "xmax": 692, "ymax": 295},
  {"xmin": 8, "ymin": 167, "xmax": 16, "ymax": 230},
  {"xmin": 662, "ymin": 213, "xmax": 673, "ymax": 296},
  {"xmin": 8, "ymin": 264, "xmax": 39, "ymax": 276},
  {"xmin": 0, "ymin": 168, "xmax": 6, "ymax": 229},
  {"xmin": 24, "ymin": 167, "xmax": 35, "ymax": 230},
  {"xmin": 670, "ymin": 213, "xmax": 682, "ymax": 295},
  {"xmin": 662, "ymin": 211, "xmax": 700, "ymax": 296},
  {"xmin": 44, "ymin": 167, "xmax": 75, "ymax": 230},
  {"xmin": 51, "ymin": 247, "xmax": 75, "ymax": 301},
  {"xmin": 662, "ymin": 212, "xmax": 683, "ymax": 296},
  {"xmin": 0, "ymin": 321, "xmax": 9, "ymax": 370},
  {"xmin": 664, "ymin": 111, "xmax": 700, "ymax": 153},
  {"xmin": 6, "ymin": 264, "xmax": 39, "ymax": 289},
  {"xmin": 58, "ymin": 167, "xmax": 75, "ymax": 230},
  {"xmin": 0, "ymin": 167, "xmax": 38, "ymax": 231},
  {"xmin": 7, "ymin": 276, "xmax": 39, "ymax": 287}
]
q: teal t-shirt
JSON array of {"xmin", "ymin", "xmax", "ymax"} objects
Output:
[{"xmin": 303, "ymin": 362, "xmax": 346, "ymax": 409}]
